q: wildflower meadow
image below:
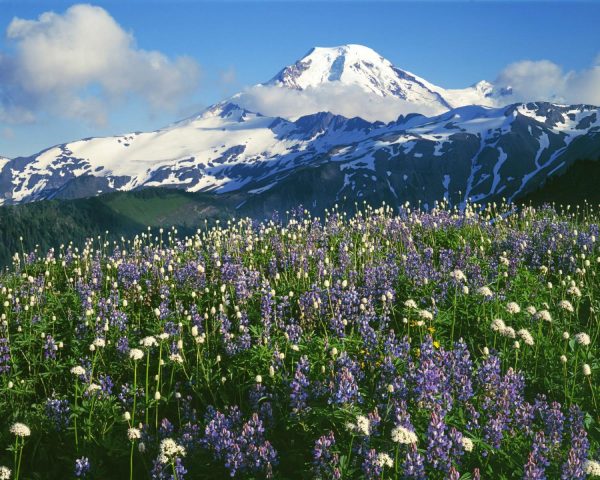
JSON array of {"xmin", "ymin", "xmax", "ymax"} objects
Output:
[{"xmin": 0, "ymin": 201, "xmax": 599, "ymax": 479}]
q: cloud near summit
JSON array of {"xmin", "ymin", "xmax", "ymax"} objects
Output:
[
  {"xmin": 0, "ymin": 4, "xmax": 200, "ymax": 125},
  {"xmin": 235, "ymin": 83, "xmax": 440, "ymax": 123}
]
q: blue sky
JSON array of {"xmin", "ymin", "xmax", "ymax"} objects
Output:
[{"xmin": 1, "ymin": 0, "xmax": 599, "ymax": 157}]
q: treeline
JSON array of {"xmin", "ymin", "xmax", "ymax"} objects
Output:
[{"xmin": 0, "ymin": 188, "xmax": 229, "ymax": 268}]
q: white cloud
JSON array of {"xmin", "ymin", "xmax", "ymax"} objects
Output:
[
  {"xmin": 235, "ymin": 83, "xmax": 440, "ymax": 123},
  {"xmin": 0, "ymin": 4, "xmax": 200, "ymax": 125},
  {"xmin": 495, "ymin": 56, "xmax": 600, "ymax": 106}
]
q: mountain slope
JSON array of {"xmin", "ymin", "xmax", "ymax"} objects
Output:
[{"xmin": 1, "ymin": 101, "xmax": 599, "ymax": 210}]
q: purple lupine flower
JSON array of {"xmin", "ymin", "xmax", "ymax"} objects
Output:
[
  {"xmin": 290, "ymin": 355, "xmax": 310, "ymax": 415},
  {"xmin": 0, "ymin": 336, "xmax": 10, "ymax": 374},
  {"xmin": 426, "ymin": 406, "xmax": 452, "ymax": 473},
  {"xmin": 448, "ymin": 338, "xmax": 473, "ymax": 402},
  {"xmin": 313, "ymin": 431, "xmax": 341, "ymax": 480},
  {"xmin": 159, "ymin": 418, "xmax": 175, "ymax": 439},
  {"xmin": 362, "ymin": 449, "xmax": 383, "ymax": 479},
  {"xmin": 411, "ymin": 336, "xmax": 451, "ymax": 409},
  {"xmin": 448, "ymin": 466, "xmax": 461, "ymax": 480},
  {"xmin": 523, "ymin": 431, "xmax": 549, "ymax": 480},
  {"xmin": 202, "ymin": 408, "xmax": 277, "ymax": 478},
  {"xmin": 116, "ymin": 336, "xmax": 130, "ymax": 355},
  {"xmin": 43, "ymin": 335, "xmax": 57, "ymax": 360},
  {"xmin": 45, "ymin": 397, "xmax": 70, "ymax": 430},
  {"xmin": 560, "ymin": 406, "xmax": 589, "ymax": 480},
  {"xmin": 534, "ymin": 396, "xmax": 565, "ymax": 448},
  {"xmin": 74, "ymin": 457, "xmax": 90, "ymax": 477},
  {"xmin": 249, "ymin": 383, "xmax": 274, "ymax": 426},
  {"xmin": 329, "ymin": 366, "xmax": 361, "ymax": 405},
  {"xmin": 403, "ymin": 444, "xmax": 426, "ymax": 480}
]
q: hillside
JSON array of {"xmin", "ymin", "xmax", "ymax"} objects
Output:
[{"xmin": 0, "ymin": 188, "xmax": 232, "ymax": 268}]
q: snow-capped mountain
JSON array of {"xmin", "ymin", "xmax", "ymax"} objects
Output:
[
  {"xmin": 0, "ymin": 157, "xmax": 9, "ymax": 171},
  {"xmin": 1, "ymin": 45, "xmax": 599, "ymax": 211},
  {"xmin": 1, "ymin": 100, "xmax": 599, "ymax": 210},
  {"xmin": 265, "ymin": 45, "xmax": 509, "ymax": 114}
]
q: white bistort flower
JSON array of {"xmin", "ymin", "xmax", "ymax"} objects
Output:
[
  {"xmin": 574, "ymin": 332, "xmax": 591, "ymax": 346},
  {"xmin": 491, "ymin": 319, "xmax": 506, "ymax": 332},
  {"xmin": 586, "ymin": 459, "xmax": 600, "ymax": 477},
  {"xmin": 517, "ymin": 329, "xmax": 535, "ymax": 346},
  {"xmin": 376, "ymin": 452, "xmax": 394, "ymax": 468},
  {"xmin": 567, "ymin": 285, "xmax": 582, "ymax": 297},
  {"xmin": 140, "ymin": 336, "xmax": 158, "ymax": 348},
  {"xmin": 348, "ymin": 415, "xmax": 371, "ymax": 436},
  {"xmin": 506, "ymin": 302, "xmax": 521, "ymax": 314},
  {"xmin": 461, "ymin": 437, "xmax": 474, "ymax": 452},
  {"xmin": 404, "ymin": 299, "xmax": 417, "ymax": 309},
  {"xmin": 450, "ymin": 269, "xmax": 467, "ymax": 282},
  {"xmin": 536, "ymin": 310, "xmax": 552, "ymax": 322},
  {"xmin": 10, "ymin": 423, "xmax": 31, "ymax": 438},
  {"xmin": 158, "ymin": 438, "xmax": 186, "ymax": 464},
  {"xmin": 70, "ymin": 366, "xmax": 86, "ymax": 376},
  {"xmin": 477, "ymin": 286, "xmax": 493, "ymax": 298},
  {"xmin": 169, "ymin": 353, "xmax": 184, "ymax": 364},
  {"xmin": 418, "ymin": 309, "xmax": 433, "ymax": 321},
  {"xmin": 128, "ymin": 428, "xmax": 142, "ymax": 441},
  {"xmin": 391, "ymin": 425, "xmax": 418, "ymax": 444},
  {"xmin": 0, "ymin": 466, "xmax": 11, "ymax": 480},
  {"xmin": 525, "ymin": 306, "xmax": 537, "ymax": 316},
  {"xmin": 129, "ymin": 348, "xmax": 144, "ymax": 361},
  {"xmin": 559, "ymin": 300, "xmax": 574, "ymax": 313}
]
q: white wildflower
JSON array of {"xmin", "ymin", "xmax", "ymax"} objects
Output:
[
  {"xmin": 477, "ymin": 286, "xmax": 493, "ymax": 298},
  {"xmin": 140, "ymin": 336, "xmax": 158, "ymax": 348},
  {"xmin": 129, "ymin": 348, "xmax": 144, "ymax": 361},
  {"xmin": 502, "ymin": 327, "xmax": 516, "ymax": 339},
  {"xmin": 376, "ymin": 452, "xmax": 394, "ymax": 468},
  {"xmin": 517, "ymin": 329, "xmax": 535, "ymax": 346},
  {"xmin": 450, "ymin": 269, "xmax": 467, "ymax": 282},
  {"xmin": 10, "ymin": 423, "xmax": 31, "ymax": 437},
  {"xmin": 169, "ymin": 353, "xmax": 184, "ymax": 364},
  {"xmin": 70, "ymin": 366, "xmax": 86, "ymax": 376},
  {"xmin": 536, "ymin": 310, "xmax": 552, "ymax": 322},
  {"xmin": 391, "ymin": 426, "xmax": 418, "ymax": 444},
  {"xmin": 92, "ymin": 338, "xmax": 106, "ymax": 348},
  {"xmin": 491, "ymin": 319, "xmax": 506, "ymax": 333},
  {"xmin": 128, "ymin": 428, "xmax": 141, "ymax": 441},
  {"xmin": 567, "ymin": 285, "xmax": 582, "ymax": 298},
  {"xmin": 525, "ymin": 306, "xmax": 537, "ymax": 316},
  {"xmin": 586, "ymin": 459, "xmax": 600, "ymax": 476},
  {"xmin": 559, "ymin": 300, "xmax": 574, "ymax": 313},
  {"xmin": 404, "ymin": 299, "xmax": 418, "ymax": 309},
  {"xmin": 418, "ymin": 309, "xmax": 433, "ymax": 321},
  {"xmin": 158, "ymin": 438, "xmax": 186, "ymax": 464},
  {"xmin": 0, "ymin": 466, "xmax": 11, "ymax": 480},
  {"xmin": 560, "ymin": 355, "xmax": 568, "ymax": 364},
  {"xmin": 583, "ymin": 364, "xmax": 592, "ymax": 376},
  {"xmin": 574, "ymin": 332, "xmax": 591, "ymax": 346},
  {"xmin": 506, "ymin": 302, "xmax": 521, "ymax": 314},
  {"xmin": 461, "ymin": 437, "xmax": 474, "ymax": 452},
  {"xmin": 354, "ymin": 415, "xmax": 370, "ymax": 436}
]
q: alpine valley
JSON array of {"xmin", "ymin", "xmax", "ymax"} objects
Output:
[{"xmin": 1, "ymin": 44, "xmax": 599, "ymax": 217}]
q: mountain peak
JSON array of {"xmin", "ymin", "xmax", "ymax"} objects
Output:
[
  {"xmin": 266, "ymin": 44, "xmax": 403, "ymax": 95},
  {"xmin": 265, "ymin": 44, "xmax": 502, "ymax": 114}
]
